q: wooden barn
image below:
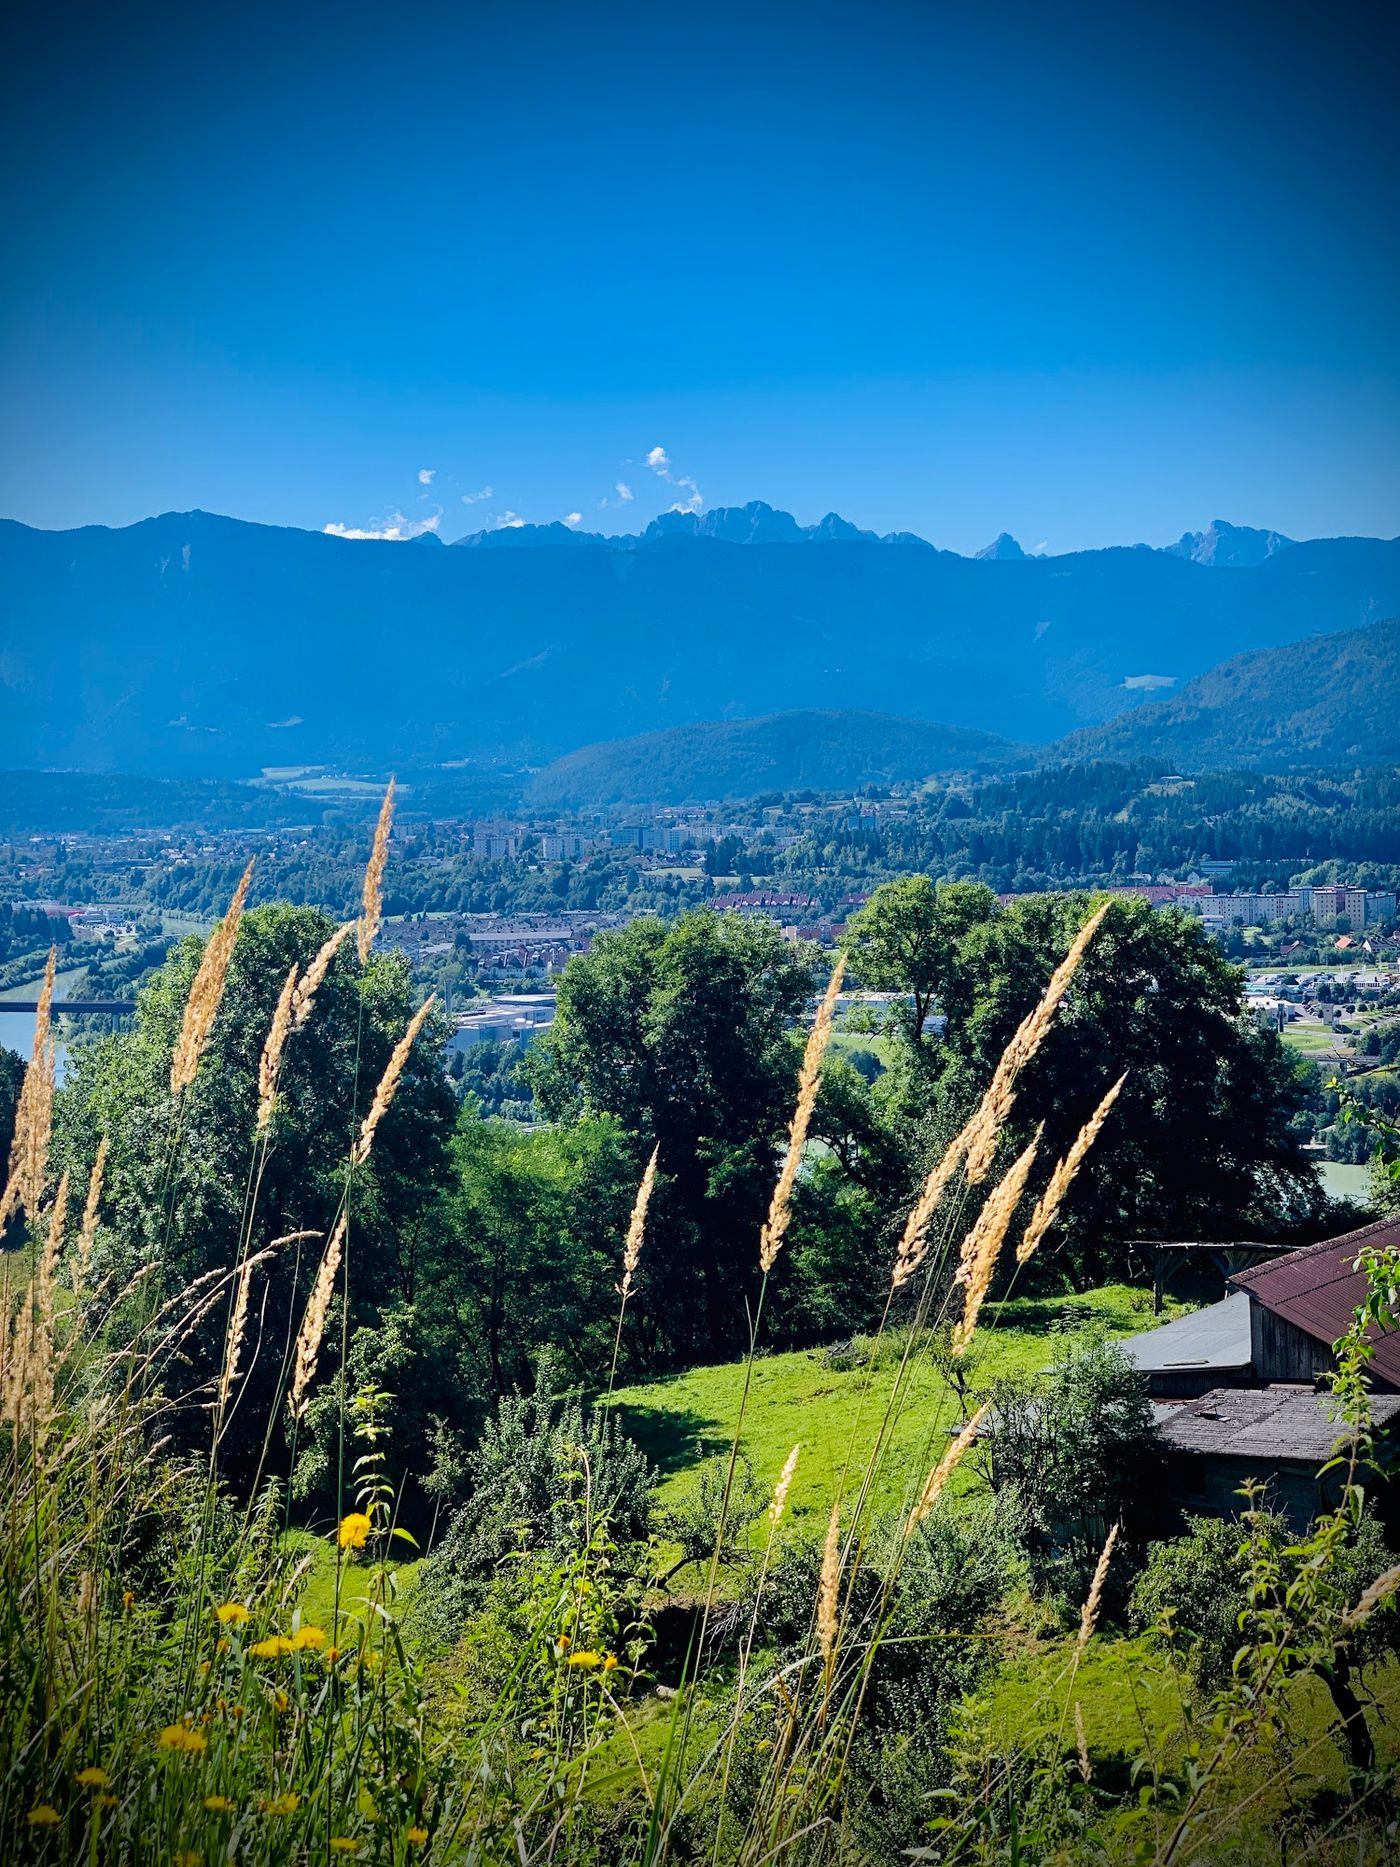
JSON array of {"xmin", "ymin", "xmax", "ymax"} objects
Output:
[{"xmin": 1120, "ymin": 1215, "xmax": 1400, "ymax": 1532}]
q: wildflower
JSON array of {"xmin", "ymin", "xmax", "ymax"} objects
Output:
[
  {"xmin": 273, "ymin": 1691, "xmax": 290, "ymax": 1713},
  {"xmin": 263, "ymin": 1791, "xmax": 300, "ymax": 1816},
  {"xmin": 326, "ymin": 1646, "xmax": 343, "ymax": 1663},
  {"xmin": 566, "ymin": 1649, "xmax": 602, "ymax": 1668},
  {"xmin": 156, "ymin": 1724, "xmax": 207, "ymax": 1753},
  {"xmin": 230, "ymin": 1705, "xmax": 245, "ymax": 1720},
  {"xmin": 76, "ymin": 1767, "xmax": 109, "ymax": 1788},
  {"xmin": 407, "ymin": 1829, "xmax": 429, "ymax": 1845},
  {"xmin": 122, "ymin": 1591, "xmax": 135, "ymax": 1610},
  {"xmin": 250, "ymin": 1635, "xmax": 294, "ymax": 1659},
  {"xmin": 26, "ymin": 1804, "xmax": 60, "ymax": 1825},
  {"xmin": 214, "ymin": 1602, "xmax": 250, "ymax": 1625},
  {"xmin": 96, "ymin": 1795, "xmax": 118, "ymax": 1810},
  {"xmin": 203, "ymin": 1795, "xmax": 234, "ymax": 1813},
  {"xmin": 555, "ymin": 1633, "xmax": 571, "ymax": 1651},
  {"xmin": 329, "ymin": 1842, "xmax": 361, "ymax": 1855},
  {"xmin": 338, "ymin": 1511, "xmax": 372, "ymax": 1551},
  {"xmin": 291, "ymin": 1624, "xmax": 327, "ymax": 1650},
  {"xmin": 602, "ymin": 1653, "xmax": 619, "ymax": 1671}
]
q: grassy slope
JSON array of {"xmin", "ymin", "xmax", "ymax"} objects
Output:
[{"xmin": 608, "ymin": 1285, "xmax": 1182, "ymax": 1548}]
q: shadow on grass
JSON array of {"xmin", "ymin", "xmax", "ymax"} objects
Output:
[{"xmin": 606, "ymin": 1401, "xmax": 725, "ymax": 1478}]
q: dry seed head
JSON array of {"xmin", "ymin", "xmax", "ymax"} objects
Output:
[
  {"xmin": 170, "ymin": 862, "xmax": 254, "ymax": 1096},
  {"xmin": 620, "ymin": 1145, "xmax": 659, "ymax": 1303},
  {"xmin": 1017, "ymin": 1075, "xmax": 1125, "ymax": 1265},
  {"xmin": 890, "ymin": 1133, "xmax": 969, "ymax": 1292},
  {"xmin": 74, "ymin": 1137, "xmax": 108, "ymax": 1286},
  {"xmin": 1076, "ymin": 1522, "xmax": 1120, "ymax": 1654},
  {"xmin": 289, "ymin": 1213, "xmax": 347, "ymax": 1419},
  {"xmin": 352, "ymin": 997, "xmax": 436, "ymax": 1167},
  {"xmin": 358, "ymin": 780, "xmax": 395, "ymax": 964},
  {"xmin": 760, "ymin": 956, "xmax": 844, "ymax": 1275},
  {"xmin": 951, "ymin": 1133, "xmax": 1041, "ymax": 1355},
  {"xmin": 220, "ymin": 1261, "xmax": 255, "ymax": 1411},
  {"xmin": 292, "ymin": 921, "xmax": 354, "ymax": 1030},
  {"xmin": 769, "ymin": 1444, "xmax": 800, "ymax": 1526},
  {"xmin": 1, "ymin": 947, "xmax": 58, "ymax": 1228},
  {"xmin": 905, "ymin": 1405, "xmax": 988, "ymax": 1536},
  {"xmin": 256, "ymin": 962, "xmax": 300, "ymax": 1133},
  {"xmin": 963, "ymin": 900, "xmax": 1112, "ymax": 1186},
  {"xmin": 817, "ymin": 1499, "xmax": 841, "ymax": 1668},
  {"xmin": 1342, "ymin": 1562, "xmax": 1400, "ymax": 1632}
]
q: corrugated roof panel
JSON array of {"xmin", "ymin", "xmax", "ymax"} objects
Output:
[{"xmin": 1228, "ymin": 1217, "xmax": 1400, "ymax": 1387}]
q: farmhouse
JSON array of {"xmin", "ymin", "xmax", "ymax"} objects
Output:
[{"xmin": 1121, "ymin": 1216, "xmax": 1400, "ymax": 1531}]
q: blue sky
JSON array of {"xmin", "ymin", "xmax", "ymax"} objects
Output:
[{"xmin": 2, "ymin": 0, "xmax": 1396, "ymax": 553}]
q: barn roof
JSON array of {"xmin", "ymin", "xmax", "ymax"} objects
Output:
[
  {"xmin": 1156, "ymin": 1384, "xmax": 1400, "ymax": 1464},
  {"xmin": 1229, "ymin": 1216, "xmax": 1400, "ymax": 1388},
  {"xmin": 1122, "ymin": 1292, "xmax": 1251, "ymax": 1378}
]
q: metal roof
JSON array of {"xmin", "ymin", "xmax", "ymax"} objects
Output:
[
  {"xmin": 1121, "ymin": 1293, "xmax": 1252, "ymax": 1374},
  {"xmin": 1229, "ymin": 1216, "xmax": 1400, "ymax": 1387}
]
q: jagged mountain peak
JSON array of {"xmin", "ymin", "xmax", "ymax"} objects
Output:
[
  {"xmin": 1164, "ymin": 519, "xmax": 1295, "ymax": 568},
  {"xmin": 975, "ymin": 532, "xmax": 1026, "ymax": 561}
]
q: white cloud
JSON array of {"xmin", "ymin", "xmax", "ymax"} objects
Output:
[
  {"xmin": 461, "ymin": 485, "xmax": 494, "ymax": 505},
  {"xmin": 1121, "ymin": 673, "xmax": 1177, "ymax": 691},
  {"xmin": 324, "ymin": 510, "xmax": 441, "ymax": 541},
  {"xmin": 495, "ymin": 511, "xmax": 526, "ymax": 529},
  {"xmin": 418, "ymin": 468, "xmax": 436, "ymax": 485},
  {"xmin": 564, "ymin": 512, "xmax": 582, "ymax": 527},
  {"xmin": 1030, "ymin": 540, "xmax": 1049, "ymax": 556},
  {"xmin": 616, "ymin": 481, "xmax": 633, "ymax": 502},
  {"xmin": 646, "ymin": 443, "xmax": 703, "ymax": 513}
]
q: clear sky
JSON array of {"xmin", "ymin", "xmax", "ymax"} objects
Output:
[{"xmin": 2, "ymin": 0, "xmax": 1396, "ymax": 553}]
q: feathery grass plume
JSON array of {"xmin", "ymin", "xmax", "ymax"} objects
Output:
[
  {"xmin": 759, "ymin": 956, "xmax": 844, "ymax": 1274},
  {"xmin": 291, "ymin": 921, "xmax": 354, "ymax": 1030},
  {"xmin": 890, "ymin": 1135, "xmax": 969, "ymax": 1292},
  {"xmin": 74, "ymin": 1137, "xmax": 108, "ymax": 1286},
  {"xmin": 289, "ymin": 1212, "xmax": 347, "ymax": 1419},
  {"xmin": 256, "ymin": 962, "xmax": 300, "ymax": 1133},
  {"xmin": 817, "ymin": 1498, "xmax": 842, "ymax": 1672},
  {"xmin": 170, "ymin": 861, "xmax": 253, "ymax": 1096},
  {"xmin": 1074, "ymin": 1700, "xmax": 1092, "ymax": 1783},
  {"xmin": 769, "ymin": 1444, "xmax": 800, "ymax": 1526},
  {"xmin": 620, "ymin": 1145, "xmax": 659, "ymax": 1303},
  {"xmin": 352, "ymin": 996, "xmax": 436, "ymax": 1168},
  {"xmin": 221, "ymin": 1230, "xmax": 319, "ymax": 1412},
  {"xmin": 0, "ymin": 946, "xmax": 57, "ymax": 1228},
  {"xmin": 1076, "ymin": 1522, "xmax": 1120, "ymax": 1654},
  {"xmin": 904, "ymin": 1404, "xmax": 988, "ymax": 1536},
  {"xmin": 31, "ymin": 1170, "xmax": 70, "ymax": 1420},
  {"xmin": 1016, "ymin": 1074, "xmax": 1126, "ymax": 1265},
  {"xmin": 1342, "ymin": 1562, "xmax": 1400, "ymax": 1632},
  {"xmin": 951, "ymin": 1133, "xmax": 1041, "ymax": 1354},
  {"xmin": 962, "ymin": 899, "xmax": 1112, "ymax": 1186},
  {"xmin": 358, "ymin": 778, "xmax": 395, "ymax": 964}
]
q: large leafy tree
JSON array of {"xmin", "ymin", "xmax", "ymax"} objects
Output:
[
  {"xmin": 524, "ymin": 911, "xmax": 818, "ymax": 1359},
  {"xmin": 55, "ymin": 903, "xmax": 455, "ymax": 1468},
  {"xmin": 843, "ymin": 876, "xmax": 998, "ymax": 1048},
  {"xmin": 842, "ymin": 887, "xmax": 1325, "ymax": 1283}
]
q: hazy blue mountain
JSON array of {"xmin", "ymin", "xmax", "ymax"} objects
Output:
[
  {"xmin": 525, "ymin": 710, "xmax": 1023, "ymax": 808},
  {"xmin": 3, "ymin": 507, "xmax": 1397, "ymax": 776},
  {"xmin": 1048, "ymin": 617, "xmax": 1400, "ymax": 770},
  {"xmin": 975, "ymin": 532, "xmax": 1027, "ymax": 561},
  {"xmin": 1163, "ymin": 519, "xmax": 1295, "ymax": 567}
]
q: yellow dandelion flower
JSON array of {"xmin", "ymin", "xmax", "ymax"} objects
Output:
[
  {"xmin": 407, "ymin": 1828, "xmax": 429, "ymax": 1845},
  {"xmin": 203, "ymin": 1795, "xmax": 234, "ymax": 1813},
  {"xmin": 263, "ymin": 1791, "xmax": 300, "ymax": 1816},
  {"xmin": 602, "ymin": 1653, "xmax": 619, "ymax": 1671},
  {"xmin": 273, "ymin": 1691, "xmax": 290, "ymax": 1713},
  {"xmin": 250, "ymin": 1635, "xmax": 294, "ymax": 1659},
  {"xmin": 565, "ymin": 1649, "xmax": 602, "ymax": 1668},
  {"xmin": 121, "ymin": 1591, "xmax": 135, "ymax": 1610},
  {"xmin": 96, "ymin": 1794, "xmax": 118, "ymax": 1809},
  {"xmin": 26, "ymin": 1804, "xmax": 60, "ymax": 1826},
  {"xmin": 76, "ymin": 1767, "xmax": 109, "ymax": 1788},
  {"xmin": 214, "ymin": 1602, "xmax": 250, "ymax": 1625},
  {"xmin": 291, "ymin": 1625, "xmax": 327, "ymax": 1650},
  {"xmin": 329, "ymin": 1842, "xmax": 360, "ymax": 1855},
  {"xmin": 337, "ymin": 1512, "xmax": 372, "ymax": 1550},
  {"xmin": 156, "ymin": 1724, "xmax": 207, "ymax": 1753},
  {"xmin": 230, "ymin": 1704, "xmax": 245, "ymax": 1720},
  {"xmin": 556, "ymin": 1632, "xmax": 571, "ymax": 1649}
]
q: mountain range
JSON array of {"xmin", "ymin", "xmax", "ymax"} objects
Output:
[{"xmin": 1, "ymin": 503, "xmax": 1395, "ymax": 781}]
